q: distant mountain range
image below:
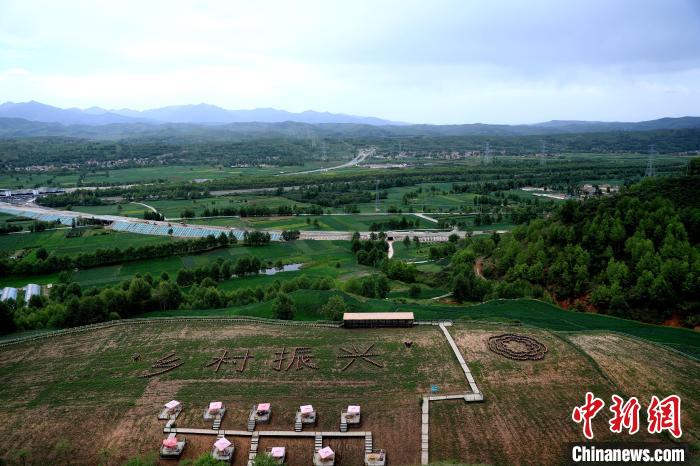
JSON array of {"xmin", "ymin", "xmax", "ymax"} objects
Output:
[
  {"xmin": 0, "ymin": 101, "xmax": 698, "ymax": 139},
  {"xmin": 0, "ymin": 101, "xmax": 405, "ymax": 126}
]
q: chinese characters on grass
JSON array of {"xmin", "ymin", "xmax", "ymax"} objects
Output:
[
  {"xmin": 139, "ymin": 345, "xmax": 384, "ymax": 377},
  {"xmin": 572, "ymin": 391, "xmax": 682, "ymax": 439}
]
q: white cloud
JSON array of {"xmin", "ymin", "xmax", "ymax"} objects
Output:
[{"xmin": 0, "ymin": 0, "xmax": 699, "ymax": 123}]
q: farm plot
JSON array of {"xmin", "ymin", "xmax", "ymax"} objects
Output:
[
  {"xmin": 0, "ymin": 321, "xmax": 466, "ymax": 465},
  {"xmin": 428, "ymin": 323, "xmax": 699, "ymax": 465},
  {"xmin": 244, "ymin": 214, "xmax": 436, "ymax": 231}
]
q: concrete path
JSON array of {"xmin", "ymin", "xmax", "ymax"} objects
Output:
[
  {"xmin": 420, "ymin": 323, "xmax": 484, "ymax": 465},
  {"xmin": 430, "ymin": 292, "xmax": 453, "ymax": 301},
  {"xmin": 439, "ymin": 323, "xmax": 480, "ymax": 394},
  {"xmin": 387, "ymin": 240, "xmax": 394, "ymax": 259},
  {"xmin": 131, "ymin": 201, "xmax": 158, "ymax": 213},
  {"xmin": 413, "ymin": 212, "xmax": 439, "ymax": 224}
]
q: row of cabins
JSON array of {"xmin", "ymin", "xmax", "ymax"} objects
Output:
[
  {"xmin": 159, "ymin": 400, "xmax": 384, "ymax": 465},
  {"xmin": 1, "ymin": 284, "xmax": 41, "ymax": 304}
]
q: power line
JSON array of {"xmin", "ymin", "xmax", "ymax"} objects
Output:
[{"xmin": 645, "ymin": 144, "xmax": 656, "ymax": 177}]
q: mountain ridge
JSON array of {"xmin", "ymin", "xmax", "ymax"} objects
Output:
[
  {"xmin": 0, "ymin": 101, "xmax": 406, "ymax": 126},
  {"xmin": 0, "ymin": 101, "xmax": 699, "ymax": 139}
]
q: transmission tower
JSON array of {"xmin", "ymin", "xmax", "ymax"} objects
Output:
[
  {"xmin": 483, "ymin": 142, "xmax": 492, "ymax": 165},
  {"xmin": 645, "ymin": 144, "xmax": 656, "ymax": 177},
  {"xmin": 539, "ymin": 141, "xmax": 546, "ymax": 166},
  {"xmin": 375, "ymin": 180, "xmax": 380, "ymax": 212}
]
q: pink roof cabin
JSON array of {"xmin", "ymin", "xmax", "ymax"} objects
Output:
[
  {"xmin": 162, "ymin": 437, "xmax": 178, "ymax": 448},
  {"xmin": 214, "ymin": 437, "xmax": 232, "ymax": 452},
  {"xmin": 165, "ymin": 400, "xmax": 180, "ymax": 410},
  {"xmin": 257, "ymin": 402, "xmax": 271, "ymax": 412},
  {"xmin": 271, "ymin": 446, "xmax": 285, "ymax": 458},
  {"xmin": 208, "ymin": 401, "xmax": 223, "ymax": 413},
  {"xmin": 347, "ymin": 405, "xmax": 360, "ymax": 415},
  {"xmin": 300, "ymin": 404, "xmax": 314, "ymax": 414},
  {"xmin": 319, "ymin": 446, "xmax": 335, "ymax": 460}
]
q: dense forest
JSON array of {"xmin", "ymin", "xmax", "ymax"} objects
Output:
[{"xmin": 448, "ymin": 159, "xmax": 700, "ymax": 326}]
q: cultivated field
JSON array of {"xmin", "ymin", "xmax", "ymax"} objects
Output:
[{"xmin": 0, "ymin": 320, "xmax": 696, "ymax": 465}]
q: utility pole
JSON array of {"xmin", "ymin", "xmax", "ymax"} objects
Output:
[
  {"xmin": 539, "ymin": 141, "xmax": 546, "ymax": 166},
  {"xmin": 375, "ymin": 180, "xmax": 380, "ymax": 212},
  {"xmin": 645, "ymin": 144, "xmax": 656, "ymax": 177},
  {"xmin": 484, "ymin": 142, "xmax": 492, "ymax": 165}
]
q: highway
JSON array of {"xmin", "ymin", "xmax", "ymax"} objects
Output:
[{"xmin": 276, "ymin": 147, "xmax": 375, "ymax": 176}]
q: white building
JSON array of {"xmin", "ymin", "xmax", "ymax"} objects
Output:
[
  {"xmin": 24, "ymin": 284, "xmax": 41, "ymax": 303},
  {"xmin": 1, "ymin": 287, "xmax": 18, "ymax": 301}
]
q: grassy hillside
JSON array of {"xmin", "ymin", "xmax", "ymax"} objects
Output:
[{"xmin": 139, "ymin": 296, "xmax": 700, "ymax": 360}]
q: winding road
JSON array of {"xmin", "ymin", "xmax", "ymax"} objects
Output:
[{"xmin": 276, "ymin": 147, "xmax": 375, "ymax": 176}]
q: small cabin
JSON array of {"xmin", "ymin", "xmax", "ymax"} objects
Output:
[
  {"xmin": 295, "ymin": 404, "xmax": 317, "ymax": 431},
  {"xmin": 204, "ymin": 401, "xmax": 226, "ymax": 428},
  {"xmin": 249, "ymin": 402, "xmax": 271, "ymax": 430},
  {"xmin": 268, "ymin": 446, "xmax": 286, "ymax": 464},
  {"xmin": 314, "ymin": 446, "xmax": 335, "ymax": 466},
  {"xmin": 207, "ymin": 401, "xmax": 223, "ymax": 416},
  {"xmin": 343, "ymin": 312, "xmax": 414, "ymax": 328},
  {"xmin": 159, "ymin": 400, "xmax": 182, "ymax": 420},
  {"xmin": 340, "ymin": 405, "xmax": 361, "ymax": 431},
  {"xmin": 365, "ymin": 449, "xmax": 387, "ymax": 466},
  {"xmin": 211, "ymin": 437, "xmax": 234, "ymax": 462},
  {"xmin": 160, "ymin": 436, "xmax": 186, "ymax": 459},
  {"xmin": 256, "ymin": 403, "xmax": 271, "ymax": 421}
]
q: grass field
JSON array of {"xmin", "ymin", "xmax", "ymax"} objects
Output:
[
  {"xmin": 65, "ymin": 195, "xmax": 317, "ymax": 220},
  {"xmin": 142, "ymin": 296, "xmax": 700, "ymax": 360},
  {"xmin": 0, "ymin": 239, "xmax": 383, "ymax": 289},
  {"xmin": 0, "ymin": 162, "xmax": 342, "ymax": 189},
  {"xmin": 0, "ymin": 227, "xmax": 172, "ymax": 257},
  {"xmin": 0, "ymin": 320, "xmax": 696, "ymax": 465},
  {"xmin": 243, "ymin": 214, "xmax": 437, "ymax": 231}
]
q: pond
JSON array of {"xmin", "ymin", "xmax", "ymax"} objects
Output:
[{"xmin": 262, "ymin": 263, "xmax": 303, "ymax": 275}]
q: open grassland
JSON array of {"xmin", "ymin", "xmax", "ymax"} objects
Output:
[
  {"xmin": 0, "ymin": 162, "xmax": 342, "ymax": 189},
  {"xmin": 0, "ymin": 321, "xmax": 696, "ymax": 465}
]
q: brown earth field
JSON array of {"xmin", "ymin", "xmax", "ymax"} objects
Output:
[{"xmin": 0, "ymin": 320, "xmax": 697, "ymax": 466}]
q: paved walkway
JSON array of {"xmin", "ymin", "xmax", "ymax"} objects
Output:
[
  {"xmin": 131, "ymin": 201, "xmax": 158, "ymax": 213},
  {"xmin": 420, "ymin": 323, "xmax": 484, "ymax": 464},
  {"xmin": 413, "ymin": 212, "xmax": 439, "ymax": 224}
]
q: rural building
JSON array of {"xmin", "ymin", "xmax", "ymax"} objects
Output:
[
  {"xmin": 268, "ymin": 446, "xmax": 286, "ymax": 464},
  {"xmin": 211, "ymin": 437, "xmax": 234, "ymax": 462},
  {"xmin": 343, "ymin": 312, "xmax": 414, "ymax": 328},
  {"xmin": 314, "ymin": 446, "xmax": 335, "ymax": 466},
  {"xmin": 160, "ymin": 436, "xmax": 185, "ymax": 459},
  {"xmin": 24, "ymin": 284, "xmax": 41, "ymax": 303},
  {"xmin": 1, "ymin": 287, "xmax": 18, "ymax": 301}
]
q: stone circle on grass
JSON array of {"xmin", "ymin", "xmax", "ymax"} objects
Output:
[{"xmin": 488, "ymin": 333, "xmax": 548, "ymax": 361}]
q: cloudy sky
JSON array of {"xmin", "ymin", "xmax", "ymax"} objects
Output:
[{"xmin": 0, "ymin": 0, "xmax": 699, "ymax": 124}]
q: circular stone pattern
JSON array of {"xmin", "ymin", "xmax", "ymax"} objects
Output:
[{"xmin": 487, "ymin": 333, "xmax": 548, "ymax": 361}]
